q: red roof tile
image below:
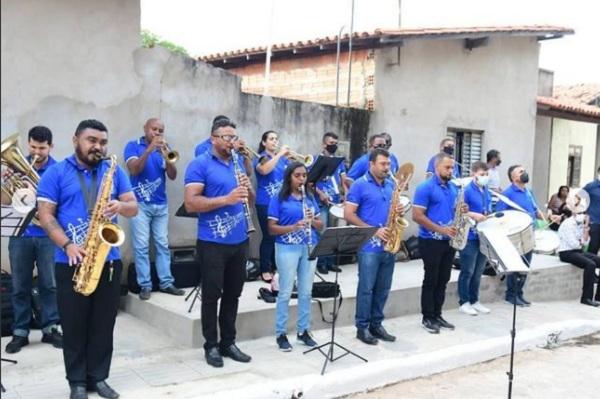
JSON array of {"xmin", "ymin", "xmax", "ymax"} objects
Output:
[{"xmin": 537, "ymin": 96, "xmax": 600, "ymax": 120}]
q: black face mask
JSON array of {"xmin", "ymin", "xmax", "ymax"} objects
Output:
[
  {"xmin": 496, "ymin": 159, "xmax": 502, "ymax": 166},
  {"xmin": 443, "ymin": 146, "xmax": 454, "ymax": 156},
  {"xmin": 325, "ymin": 144, "xmax": 338, "ymax": 154},
  {"xmin": 520, "ymin": 172, "xmax": 529, "ymax": 184},
  {"xmin": 374, "ymin": 144, "xmax": 387, "ymax": 149}
]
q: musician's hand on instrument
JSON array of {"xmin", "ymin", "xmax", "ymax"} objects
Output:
[
  {"xmin": 375, "ymin": 227, "xmax": 390, "ymax": 242},
  {"xmin": 237, "ymin": 173, "xmax": 251, "ymax": 189},
  {"xmin": 460, "ymin": 204, "xmax": 469, "ymax": 214},
  {"xmin": 1, "ymin": 168, "xmax": 14, "ymax": 180},
  {"xmin": 228, "ymin": 186, "xmax": 248, "ymax": 204},
  {"xmin": 395, "ymin": 203, "xmax": 407, "ymax": 216},
  {"xmin": 293, "ymin": 219, "xmax": 307, "ymax": 231},
  {"xmin": 471, "ymin": 213, "xmax": 487, "ymax": 223},
  {"xmin": 440, "ymin": 226, "xmax": 457, "ymax": 238},
  {"xmin": 549, "ymin": 214, "xmax": 562, "ymax": 224},
  {"xmin": 233, "ymin": 138, "xmax": 246, "ymax": 151},
  {"xmin": 305, "ymin": 208, "xmax": 315, "ymax": 221},
  {"xmin": 66, "ymin": 244, "xmax": 86, "ymax": 267},
  {"xmin": 104, "ymin": 200, "xmax": 121, "ymax": 219},
  {"xmin": 280, "ymin": 145, "xmax": 291, "ymax": 157}
]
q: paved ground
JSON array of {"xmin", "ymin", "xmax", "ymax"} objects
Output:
[
  {"xmin": 346, "ymin": 333, "xmax": 600, "ymax": 399},
  {"xmin": 1, "ymin": 299, "xmax": 598, "ymax": 398}
]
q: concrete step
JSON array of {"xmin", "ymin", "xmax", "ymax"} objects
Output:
[{"xmin": 121, "ymin": 254, "xmax": 582, "ymax": 348}]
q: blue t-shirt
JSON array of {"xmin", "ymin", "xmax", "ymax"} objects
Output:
[
  {"xmin": 268, "ymin": 194, "xmax": 320, "ymax": 245},
  {"xmin": 254, "ymin": 152, "xmax": 288, "ymax": 206},
  {"xmin": 312, "ymin": 154, "xmax": 347, "ymax": 205},
  {"xmin": 583, "ymin": 179, "xmax": 600, "ymax": 225},
  {"xmin": 347, "ymin": 153, "xmax": 399, "ymax": 182},
  {"xmin": 124, "ymin": 137, "xmax": 167, "ymax": 204},
  {"xmin": 194, "ymin": 138, "xmax": 212, "ymax": 157},
  {"xmin": 23, "ymin": 156, "xmax": 57, "ymax": 237},
  {"xmin": 36, "ymin": 155, "xmax": 132, "ymax": 264},
  {"xmin": 413, "ymin": 175, "xmax": 459, "ymax": 240},
  {"xmin": 184, "ymin": 151, "xmax": 249, "ymax": 245},
  {"xmin": 495, "ymin": 184, "xmax": 538, "ymax": 222},
  {"xmin": 346, "ymin": 172, "xmax": 394, "ymax": 253},
  {"xmin": 426, "ymin": 154, "xmax": 461, "ymax": 178},
  {"xmin": 463, "ymin": 180, "xmax": 492, "ymax": 241}
]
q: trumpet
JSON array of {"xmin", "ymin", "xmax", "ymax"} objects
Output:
[
  {"xmin": 274, "ymin": 144, "xmax": 314, "ymax": 166},
  {"xmin": 160, "ymin": 142, "xmax": 179, "ymax": 164},
  {"xmin": 237, "ymin": 144, "xmax": 265, "ymax": 163}
]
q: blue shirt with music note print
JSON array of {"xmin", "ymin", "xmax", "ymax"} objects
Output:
[
  {"xmin": 124, "ymin": 137, "xmax": 167, "ymax": 204},
  {"xmin": 36, "ymin": 155, "xmax": 132, "ymax": 264},
  {"xmin": 268, "ymin": 194, "xmax": 320, "ymax": 245},
  {"xmin": 254, "ymin": 152, "xmax": 288, "ymax": 206},
  {"xmin": 184, "ymin": 151, "xmax": 249, "ymax": 245}
]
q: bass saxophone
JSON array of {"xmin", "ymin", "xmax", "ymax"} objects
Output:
[
  {"xmin": 384, "ymin": 163, "xmax": 414, "ymax": 254},
  {"xmin": 232, "ymin": 150, "xmax": 256, "ymax": 234},
  {"xmin": 449, "ymin": 185, "xmax": 470, "ymax": 251},
  {"xmin": 72, "ymin": 155, "xmax": 125, "ymax": 296}
]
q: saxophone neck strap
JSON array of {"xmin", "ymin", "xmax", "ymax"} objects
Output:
[{"xmin": 76, "ymin": 169, "xmax": 98, "ymax": 216}]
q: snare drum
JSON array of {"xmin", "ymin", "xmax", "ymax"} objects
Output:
[
  {"xmin": 534, "ymin": 229, "xmax": 560, "ymax": 255},
  {"xmin": 329, "ymin": 203, "xmax": 345, "ymax": 220},
  {"xmin": 476, "ymin": 210, "xmax": 534, "ymax": 256}
]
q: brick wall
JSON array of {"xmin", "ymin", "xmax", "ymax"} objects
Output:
[{"xmin": 229, "ymin": 49, "xmax": 375, "ymax": 109}]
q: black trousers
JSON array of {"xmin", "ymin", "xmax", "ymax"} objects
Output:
[
  {"xmin": 419, "ymin": 238, "xmax": 456, "ymax": 320},
  {"xmin": 197, "ymin": 239, "xmax": 248, "ymax": 350},
  {"xmin": 589, "ymin": 224, "xmax": 600, "ymax": 255},
  {"xmin": 559, "ymin": 250, "xmax": 600, "ymax": 301},
  {"xmin": 55, "ymin": 260, "xmax": 122, "ymax": 387}
]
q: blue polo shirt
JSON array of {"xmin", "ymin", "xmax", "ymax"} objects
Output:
[
  {"xmin": 495, "ymin": 184, "xmax": 538, "ymax": 222},
  {"xmin": 22, "ymin": 156, "xmax": 57, "ymax": 237},
  {"xmin": 413, "ymin": 175, "xmax": 459, "ymax": 240},
  {"xmin": 347, "ymin": 153, "xmax": 399, "ymax": 181},
  {"xmin": 36, "ymin": 155, "xmax": 132, "ymax": 264},
  {"xmin": 184, "ymin": 151, "xmax": 249, "ymax": 245},
  {"xmin": 123, "ymin": 137, "xmax": 167, "ymax": 204},
  {"xmin": 312, "ymin": 154, "xmax": 347, "ymax": 205},
  {"xmin": 268, "ymin": 194, "xmax": 320, "ymax": 245},
  {"xmin": 194, "ymin": 138, "xmax": 212, "ymax": 157},
  {"xmin": 254, "ymin": 152, "xmax": 288, "ymax": 206},
  {"xmin": 463, "ymin": 180, "xmax": 492, "ymax": 241},
  {"xmin": 346, "ymin": 171, "xmax": 394, "ymax": 253},
  {"xmin": 426, "ymin": 154, "xmax": 461, "ymax": 178},
  {"xmin": 583, "ymin": 179, "xmax": 600, "ymax": 225}
]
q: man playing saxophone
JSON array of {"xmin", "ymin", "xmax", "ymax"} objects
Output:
[
  {"xmin": 344, "ymin": 148, "xmax": 407, "ymax": 345},
  {"xmin": 413, "ymin": 152, "xmax": 468, "ymax": 335},
  {"xmin": 37, "ymin": 119, "xmax": 138, "ymax": 399}
]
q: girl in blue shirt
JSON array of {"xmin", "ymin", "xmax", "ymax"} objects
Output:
[
  {"xmin": 268, "ymin": 162, "xmax": 323, "ymax": 351},
  {"xmin": 255, "ymin": 130, "xmax": 290, "ymax": 282}
]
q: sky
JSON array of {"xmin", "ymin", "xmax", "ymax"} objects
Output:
[{"xmin": 141, "ymin": 0, "xmax": 599, "ymax": 86}]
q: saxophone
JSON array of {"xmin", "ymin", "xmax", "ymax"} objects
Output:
[
  {"xmin": 72, "ymin": 155, "xmax": 125, "ymax": 296},
  {"xmin": 449, "ymin": 185, "xmax": 469, "ymax": 251},
  {"xmin": 384, "ymin": 163, "xmax": 414, "ymax": 254}
]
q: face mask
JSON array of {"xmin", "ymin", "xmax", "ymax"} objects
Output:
[
  {"xmin": 374, "ymin": 144, "xmax": 387, "ymax": 149},
  {"xmin": 476, "ymin": 175, "xmax": 489, "ymax": 186},
  {"xmin": 325, "ymin": 144, "xmax": 338, "ymax": 154},
  {"xmin": 575, "ymin": 214, "xmax": 585, "ymax": 224},
  {"xmin": 520, "ymin": 172, "xmax": 529, "ymax": 184},
  {"xmin": 496, "ymin": 159, "xmax": 502, "ymax": 166},
  {"xmin": 443, "ymin": 146, "xmax": 454, "ymax": 155}
]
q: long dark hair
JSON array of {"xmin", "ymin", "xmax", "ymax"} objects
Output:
[
  {"xmin": 556, "ymin": 185, "xmax": 569, "ymax": 199},
  {"xmin": 279, "ymin": 161, "xmax": 315, "ymax": 201},
  {"xmin": 258, "ymin": 130, "xmax": 277, "ymax": 153}
]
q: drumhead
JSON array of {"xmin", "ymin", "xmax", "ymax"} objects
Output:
[
  {"xmin": 477, "ymin": 210, "xmax": 532, "ymax": 235},
  {"xmin": 534, "ymin": 229, "xmax": 560, "ymax": 254}
]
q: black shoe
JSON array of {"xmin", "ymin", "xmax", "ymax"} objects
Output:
[
  {"xmin": 581, "ymin": 298, "xmax": 600, "ymax": 307},
  {"xmin": 205, "ymin": 347, "xmax": 224, "ymax": 368},
  {"xmin": 89, "ymin": 381, "xmax": 119, "ymax": 399},
  {"xmin": 328, "ymin": 265, "xmax": 342, "ymax": 273},
  {"xmin": 5, "ymin": 335, "xmax": 29, "ymax": 353},
  {"xmin": 518, "ymin": 296, "xmax": 532, "ymax": 307},
  {"xmin": 70, "ymin": 386, "xmax": 88, "ymax": 399},
  {"xmin": 41, "ymin": 327, "xmax": 63, "ymax": 348},
  {"xmin": 139, "ymin": 288, "xmax": 151, "ymax": 300},
  {"xmin": 160, "ymin": 285, "xmax": 185, "ymax": 296},
  {"xmin": 297, "ymin": 330, "xmax": 317, "ymax": 347},
  {"xmin": 369, "ymin": 325, "xmax": 396, "ymax": 342},
  {"xmin": 317, "ymin": 265, "xmax": 329, "ymax": 274},
  {"xmin": 220, "ymin": 343, "xmax": 252, "ymax": 363},
  {"xmin": 422, "ymin": 318, "xmax": 440, "ymax": 334},
  {"xmin": 436, "ymin": 316, "xmax": 455, "ymax": 330},
  {"xmin": 356, "ymin": 328, "xmax": 378, "ymax": 345},
  {"xmin": 277, "ymin": 334, "xmax": 293, "ymax": 352}
]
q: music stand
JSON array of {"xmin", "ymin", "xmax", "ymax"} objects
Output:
[
  {"xmin": 1, "ymin": 357, "xmax": 18, "ymax": 392},
  {"xmin": 175, "ymin": 203, "xmax": 197, "ymax": 218},
  {"xmin": 478, "ymin": 229, "xmax": 531, "ymax": 399},
  {"xmin": 307, "ymin": 155, "xmax": 344, "ymax": 185},
  {"xmin": 304, "ymin": 225, "xmax": 378, "ymax": 375}
]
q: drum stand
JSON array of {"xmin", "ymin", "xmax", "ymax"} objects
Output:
[
  {"xmin": 1, "ymin": 357, "xmax": 17, "ymax": 392},
  {"xmin": 184, "ymin": 284, "xmax": 201, "ymax": 313}
]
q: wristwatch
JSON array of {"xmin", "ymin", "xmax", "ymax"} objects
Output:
[{"xmin": 62, "ymin": 239, "xmax": 73, "ymax": 251}]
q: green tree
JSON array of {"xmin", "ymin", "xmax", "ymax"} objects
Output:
[{"xmin": 141, "ymin": 29, "xmax": 189, "ymax": 56}]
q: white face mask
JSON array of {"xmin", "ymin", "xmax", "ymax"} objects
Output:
[
  {"xmin": 476, "ymin": 175, "xmax": 489, "ymax": 187},
  {"xmin": 575, "ymin": 214, "xmax": 585, "ymax": 224}
]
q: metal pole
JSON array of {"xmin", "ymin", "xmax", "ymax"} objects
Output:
[
  {"xmin": 263, "ymin": 0, "xmax": 276, "ymax": 96},
  {"xmin": 335, "ymin": 26, "xmax": 346, "ymax": 106},
  {"xmin": 346, "ymin": 0, "xmax": 355, "ymax": 106}
]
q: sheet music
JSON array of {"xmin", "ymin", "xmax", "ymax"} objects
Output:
[
  {"xmin": 1, "ymin": 205, "xmax": 33, "ymax": 237},
  {"xmin": 207, "ymin": 211, "xmax": 244, "ymax": 239}
]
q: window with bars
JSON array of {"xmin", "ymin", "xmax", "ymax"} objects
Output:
[
  {"xmin": 446, "ymin": 128, "xmax": 484, "ymax": 177},
  {"xmin": 567, "ymin": 145, "xmax": 582, "ymax": 187}
]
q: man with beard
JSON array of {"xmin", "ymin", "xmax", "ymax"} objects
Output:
[
  {"xmin": 37, "ymin": 119, "xmax": 138, "ymax": 399},
  {"xmin": 2, "ymin": 126, "xmax": 63, "ymax": 354}
]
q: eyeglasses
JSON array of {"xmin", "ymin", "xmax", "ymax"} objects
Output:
[{"xmin": 212, "ymin": 134, "xmax": 239, "ymax": 143}]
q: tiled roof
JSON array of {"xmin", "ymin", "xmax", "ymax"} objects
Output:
[
  {"xmin": 537, "ymin": 96, "xmax": 600, "ymax": 121},
  {"xmin": 553, "ymin": 83, "xmax": 600, "ymax": 105},
  {"xmin": 199, "ymin": 25, "xmax": 573, "ymax": 65}
]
